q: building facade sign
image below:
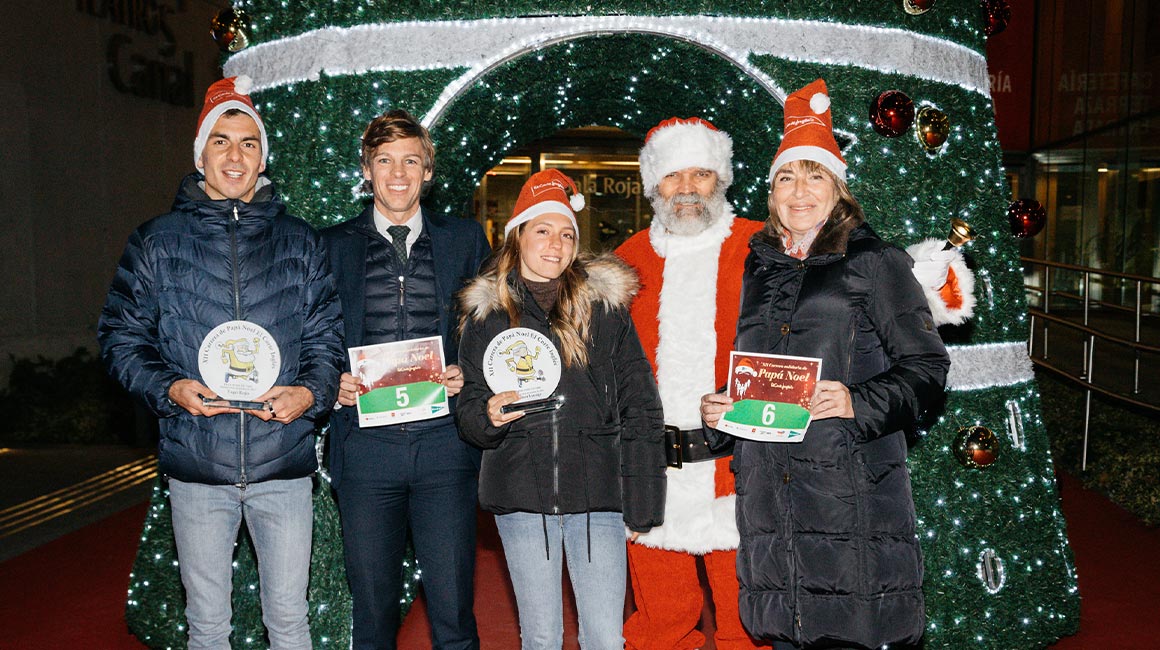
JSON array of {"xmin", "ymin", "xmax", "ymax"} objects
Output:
[{"xmin": 77, "ymin": 0, "xmax": 196, "ymax": 106}]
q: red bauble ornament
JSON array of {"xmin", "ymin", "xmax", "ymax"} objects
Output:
[
  {"xmin": 869, "ymin": 90, "xmax": 915, "ymax": 138},
  {"xmin": 1007, "ymin": 199, "xmax": 1047, "ymax": 238},
  {"xmin": 981, "ymin": 0, "xmax": 1012, "ymax": 36},
  {"xmin": 211, "ymin": 8, "xmax": 252, "ymax": 53},
  {"xmin": 903, "ymin": 0, "xmax": 935, "ymax": 15}
]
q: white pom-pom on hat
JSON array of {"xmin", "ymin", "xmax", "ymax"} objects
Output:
[
  {"xmin": 570, "ymin": 193, "xmax": 586, "ymax": 212},
  {"xmin": 809, "ymin": 92, "xmax": 830, "ymax": 115},
  {"xmin": 233, "ymin": 75, "xmax": 253, "ymax": 96}
]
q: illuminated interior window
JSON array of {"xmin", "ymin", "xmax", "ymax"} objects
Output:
[{"xmin": 473, "ymin": 126, "xmax": 648, "ymax": 251}]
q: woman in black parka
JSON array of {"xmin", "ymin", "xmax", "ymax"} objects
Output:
[
  {"xmin": 702, "ymin": 80, "xmax": 950, "ymax": 650},
  {"xmin": 456, "ymin": 169, "xmax": 666, "ymax": 649}
]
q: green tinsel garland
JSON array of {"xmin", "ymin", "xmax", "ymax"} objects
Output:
[{"xmin": 914, "ymin": 384, "xmax": 1079, "ymax": 647}]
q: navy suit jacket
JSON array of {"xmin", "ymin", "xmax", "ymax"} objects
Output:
[{"xmin": 322, "ymin": 205, "xmax": 491, "ymax": 485}]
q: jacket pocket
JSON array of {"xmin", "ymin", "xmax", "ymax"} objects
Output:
[
  {"xmin": 852, "ymin": 432, "xmax": 907, "ymax": 484},
  {"xmin": 852, "ymin": 432, "xmax": 914, "ymax": 534}
]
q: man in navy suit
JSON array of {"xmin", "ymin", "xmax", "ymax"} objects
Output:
[{"xmin": 323, "ymin": 109, "xmax": 490, "ymax": 650}]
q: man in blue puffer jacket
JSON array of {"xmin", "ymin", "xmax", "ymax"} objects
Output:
[{"xmin": 98, "ymin": 75, "xmax": 343, "ymax": 650}]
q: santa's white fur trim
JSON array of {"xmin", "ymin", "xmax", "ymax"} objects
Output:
[
  {"xmin": 634, "ymin": 463, "xmax": 739, "ymax": 553},
  {"xmin": 906, "ymin": 238, "xmax": 976, "ymax": 326},
  {"xmin": 640, "ymin": 121, "xmax": 733, "ymax": 197},
  {"xmin": 632, "ymin": 215, "xmax": 743, "ymax": 553}
]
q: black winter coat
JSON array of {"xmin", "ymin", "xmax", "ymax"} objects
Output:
[
  {"xmin": 99, "ymin": 174, "xmax": 345, "ymax": 485},
  {"xmin": 456, "ymin": 256, "xmax": 667, "ymax": 533},
  {"xmin": 729, "ymin": 221, "xmax": 949, "ymax": 649}
]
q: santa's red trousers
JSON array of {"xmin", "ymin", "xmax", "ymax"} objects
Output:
[{"xmin": 624, "ymin": 543, "xmax": 768, "ymax": 650}]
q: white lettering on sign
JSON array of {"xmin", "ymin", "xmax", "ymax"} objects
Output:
[{"xmin": 989, "ymin": 70, "xmax": 1012, "ymax": 94}]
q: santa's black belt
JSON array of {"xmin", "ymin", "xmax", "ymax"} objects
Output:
[{"xmin": 664, "ymin": 425, "xmax": 733, "ymax": 468}]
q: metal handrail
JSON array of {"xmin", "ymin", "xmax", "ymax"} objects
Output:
[
  {"xmin": 1021, "ymin": 257, "xmax": 1160, "ymax": 470},
  {"xmin": 1020, "ymin": 257, "xmax": 1160, "ymax": 285},
  {"xmin": 1031, "ymin": 311, "xmax": 1160, "ymax": 355}
]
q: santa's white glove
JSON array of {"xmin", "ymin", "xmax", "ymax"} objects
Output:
[
  {"xmin": 906, "ymin": 238, "xmax": 976, "ymax": 326},
  {"xmin": 911, "ymin": 246, "xmax": 957, "ymax": 291}
]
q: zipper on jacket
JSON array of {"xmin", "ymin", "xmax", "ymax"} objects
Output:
[
  {"xmin": 230, "ymin": 206, "xmax": 242, "ymax": 318},
  {"xmin": 543, "ymin": 313, "xmax": 560, "ymax": 513},
  {"xmin": 550, "ymin": 407, "xmax": 560, "ymax": 514},
  {"xmin": 396, "ymin": 238, "xmax": 406, "ymax": 337},
  {"xmin": 395, "ymin": 263, "xmax": 407, "ymax": 440},
  {"xmin": 230, "ymin": 204, "xmax": 248, "ymax": 488}
]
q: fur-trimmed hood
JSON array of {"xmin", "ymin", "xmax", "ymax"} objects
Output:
[{"xmin": 459, "ymin": 252, "xmax": 639, "ymax": 323}]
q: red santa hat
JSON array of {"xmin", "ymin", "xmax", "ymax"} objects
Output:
[
  {"xmin": 505, "ymin": 169, "xmax": 585, "ymax": 236},
  {"xmin": 638, "ymin": 117, "xmax": 733, "ymax": 195},
  {"xmin": 193, "ymin": 75, "xmax": 268, "ymax": 167},
  {"xmin": 769, "ymin": 79, "xmax": 847, "ymax": 182}
]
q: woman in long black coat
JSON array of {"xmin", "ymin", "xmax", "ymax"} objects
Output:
[{"xmin": 702, "ymin": 79, "xmax": 950, "ymax": 650}]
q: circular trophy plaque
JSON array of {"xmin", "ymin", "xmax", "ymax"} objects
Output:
[
  {"xmin": 198, "ymin": 320, "xmax": 281, "ymax": 399},
  {"xmin": 482, "ymin": 327, "xmax": 562, "ymax": 403}
]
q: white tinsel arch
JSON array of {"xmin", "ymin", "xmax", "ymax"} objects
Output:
[{"xmin": 223, "ymin": 15, "xmax": 991, "ymax": 101}]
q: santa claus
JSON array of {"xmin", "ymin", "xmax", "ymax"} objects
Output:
[{"xmin": 617, "ymin": 116, "xmax": 767, "ymax": 650}]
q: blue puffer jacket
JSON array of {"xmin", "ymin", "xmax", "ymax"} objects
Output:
[{"xmin": 99, "ymin": 174, "xmax": 344, "ymax": 485}]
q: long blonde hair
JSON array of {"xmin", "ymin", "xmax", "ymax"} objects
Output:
[{"xmin": 460, "ymin": 226, "xmax": 593, "ymax": 368}]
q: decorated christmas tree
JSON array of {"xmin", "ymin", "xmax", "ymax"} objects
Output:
[{"xmin": 126, "ymin": 1, "xmax": 1079, "ymax": 647}]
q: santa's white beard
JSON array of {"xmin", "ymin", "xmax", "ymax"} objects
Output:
[{"xmin": 651, "ymin": 190, "xmax": 727, "ymax": 236}]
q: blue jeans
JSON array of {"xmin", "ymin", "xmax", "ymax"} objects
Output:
[
  {"xmin": 494, "ymin": 511, "xmax": 626, "ymax": 650},
  {"xmin": 169, "ymin": 477, "xmax": 313, "ymax": 650}
]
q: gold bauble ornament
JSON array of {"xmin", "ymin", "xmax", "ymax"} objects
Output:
[
  {"xmin": 915, "ymin": 105, "xmax": 950, "ymax": 152},
  {"xmin": 954, "ymin": 425, "xmax": 1000, "ymax": 469}
]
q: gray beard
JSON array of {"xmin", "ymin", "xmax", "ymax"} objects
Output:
[{"xmin": 651, "ymin": 191, "xmax": 728, "ymax": 237}]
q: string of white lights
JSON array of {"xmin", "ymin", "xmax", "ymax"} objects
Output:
[
  {"xmin": 946, "ymin": 341, "xmax": 1035, "ymax": 391},
  {"xmin": 223, "ymin": 15, "xmax": 991, "ymax": 108}
]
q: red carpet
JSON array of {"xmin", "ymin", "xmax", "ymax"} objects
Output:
[
  {"xmin": 2, "ymin": 473, "xmax": 1156, "ymax": 649},
  {"xmin": 0, "ymin": 503, "xmax": 149, "ymax": 650},
  {"xmin": 1047, "ymin": 473, "xmax": 1160, "ymax": 649}
]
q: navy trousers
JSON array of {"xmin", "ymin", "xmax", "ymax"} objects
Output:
[{"xmin": 335, "ymin": 420, "xmax": 480, "ymax": 650}]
